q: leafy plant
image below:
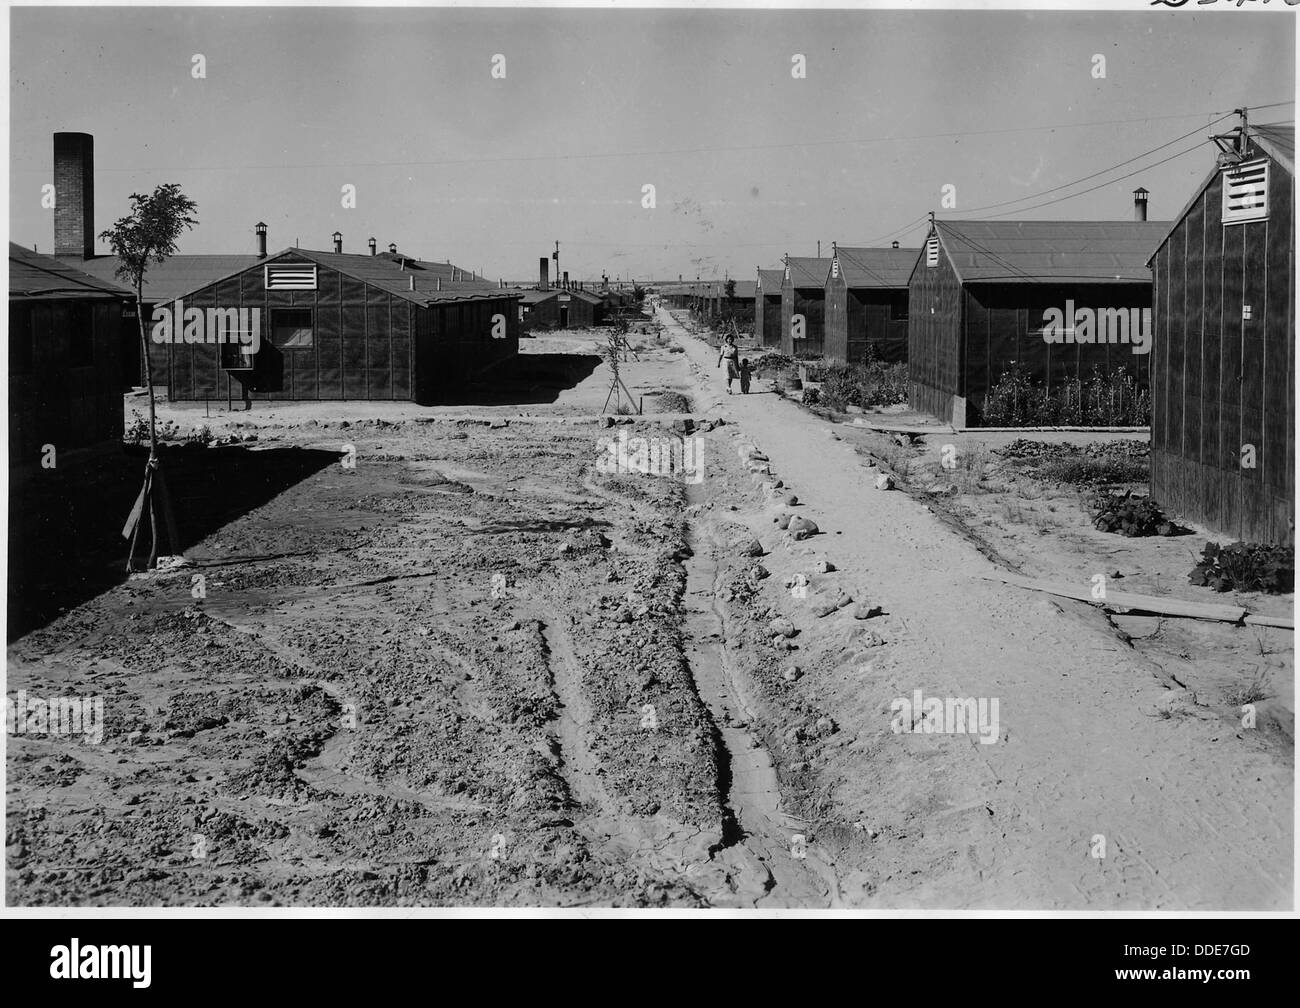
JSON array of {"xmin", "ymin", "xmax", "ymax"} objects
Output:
[
  {"xmin": 1189, "ymin": 541, "xmax": 1294, "ymax": 594},
  {"xmin": 983, "ymin": 362, "xmax": 1037, "ymax": 426},
  {"xmin": 1090, "ymin": 490, "xmax": 1179, "ymax": 537},
  {"xmin": 983, "ymin": 364, "xmax": 1150, "ymax": 427}
]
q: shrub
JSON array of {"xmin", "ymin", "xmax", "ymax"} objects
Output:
[
  {"xmin": 1189, "ymin": 542, "xmax": 1295, "ymax": 594},
  {"xmin": 819, "ymin": 368, "xmax": 856, "ymax": 411},
  {"xmin": 1090, "ymin": 490, "xmax": 1179, "ymax": 537},
  {"xmin": 798, "ymin": 360, "xmax": 908, "ymax": 410},
  {"xmin": 750, "ymin": 352, "xmax": 794, "ymax": 375},
  {"xmin": 859, "ymin": 362, "xmax": 909, "ymax": 407}
]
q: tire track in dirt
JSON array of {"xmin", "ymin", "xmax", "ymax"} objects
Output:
[
  {"xmin": 533, "ymin": 607, "xmax": 616, "ymax": 813},
  {"xmin": 682, "ymin": 480, "xmax": 842, "ymax": 908}
]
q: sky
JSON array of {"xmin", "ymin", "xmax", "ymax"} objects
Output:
[{"xmin": 8, "ymin": 5, "xmax": 1295, "ymax": 282}]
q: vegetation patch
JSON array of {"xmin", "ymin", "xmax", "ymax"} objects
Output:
[
  {"xmin": 1189, "ymin": 542, "xmax": 1295, "ymax": 594},
  {"xmin": 983, "ymin": 364, "xmax": 1151, "ymax": 427},
  {"xmin": 799, "ymin": 357, "xmax": 909, "ymax": 411},
  {"xmin": 1090, "ymin": 490, "xmax": 1180, "ymax": 537},
  {"xmin": 998, "ymin": 439, "xmax": 1149, "ymax": 486}
]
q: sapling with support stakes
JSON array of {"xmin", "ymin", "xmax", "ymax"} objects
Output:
[
  {"xmin": 601, "ymin": 321, "xmax": 642, "ymax": 415},
  {"xmin": 100, "ymin": 183, "xmax": 198, "ymax": 572}
]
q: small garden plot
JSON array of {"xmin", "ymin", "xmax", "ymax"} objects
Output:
[
  {"xmin": 751, "ymin": 353, "xmax": 909, "ymax": 412},
  {"xmin": 983, "ymin": 364, "xmax": 1150, "ymax": 427},
  {"xmin": 887, "ymin": 431, "xmax": 1292, "ymax": 744},
  {"xmin": 995, "ymin": 438, "xmax": 1149, "ymax": 487}
]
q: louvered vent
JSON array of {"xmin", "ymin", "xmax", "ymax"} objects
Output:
[
  {"xmin": 1222, "ymin": 159, "xmax": 1269, "ymax": 225},
  {"xmin": 264, "ymin": 263, "xmax": 318, "ymax": 290},
  {"xmin": 926, "ymin": 236, "xmax": 939, "ymax": 268}
]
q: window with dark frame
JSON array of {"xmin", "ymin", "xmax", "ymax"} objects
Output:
[
  {"xmin": 68, "ymin": 303, "xmax": 93, "ymax": 367},
  {"xmin": 272, "ymin": 308, "xmax": 314, "ymax": 349}
]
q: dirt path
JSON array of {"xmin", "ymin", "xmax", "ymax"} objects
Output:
[{"xmin": 659, "ymin": 306, "xmax": 1292, "ymax": 910}]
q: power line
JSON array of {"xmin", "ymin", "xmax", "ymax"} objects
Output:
[
  {"xmin": 840, "ymin": 107, "xmax": 1292, "ymax": 249},
  {"xmin": 982, "ymin": 137, "xmax": 1216, "ymax": 218},
  {"xmin": 944, "ymin": 113, "xmax": 1236, "ymax": 217}
]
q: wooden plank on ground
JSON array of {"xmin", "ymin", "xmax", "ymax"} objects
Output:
[
  {"xmin": 982, "ymin": 571, "xmax": 1250, "ymax": 624},
  {"xmin": 1243, "ymin": 613, "xmax": 1296, "ymax": 630},
  {"xmin": 847, "ymin": 420, "xmax": 953, "ymax": 435}
]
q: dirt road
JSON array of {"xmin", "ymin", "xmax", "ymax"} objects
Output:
[{"xmin": 661, "ymin": 305, "xmax": 1291, "ymax": 909}]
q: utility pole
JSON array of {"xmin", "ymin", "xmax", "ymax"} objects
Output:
[{"xmin": 553, "ymin": 241, "xmax": 560, "ymax": 290}]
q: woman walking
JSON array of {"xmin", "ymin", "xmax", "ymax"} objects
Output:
[{"xmin": 718, "ymin": 334, "xmax": 740, "ymax": 395}]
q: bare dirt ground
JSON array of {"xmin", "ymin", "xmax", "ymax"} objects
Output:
[{"xmin": 6, "ymin": 312, "xmax": 1292, "ymax": 909}]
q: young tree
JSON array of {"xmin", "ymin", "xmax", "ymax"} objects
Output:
[{"xmin": 100, "ymin": 184, "xmax": 198, "ymax": 572}]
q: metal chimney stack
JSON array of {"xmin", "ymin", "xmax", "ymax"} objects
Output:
[
  {"xmin": 539, "ymin": 257, "xmax": 549, "ymax": 291},
  {"xmin": 1133, "ymin": 187, "xmax": 1149, "ymax": 222}
]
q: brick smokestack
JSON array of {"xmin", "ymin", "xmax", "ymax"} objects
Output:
[
  {"xmin": 53, "ymin": 132, "xmax": 95, "ymax": 259},
  {"xmin": 562, "ymin": 270, "xmax": 569, "ymax": 290},
  {"xmin": 539, "ymin": 257, "xmax": 549, "ymax": 291}
]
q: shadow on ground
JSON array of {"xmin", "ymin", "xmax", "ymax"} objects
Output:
[
  {"xmin": 7, "ymin": 443, "xmax": 338, "ymax": 640},
  {"xmin": 442, "ymin": 352, "xmax": 603, "ymax": 406}
]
